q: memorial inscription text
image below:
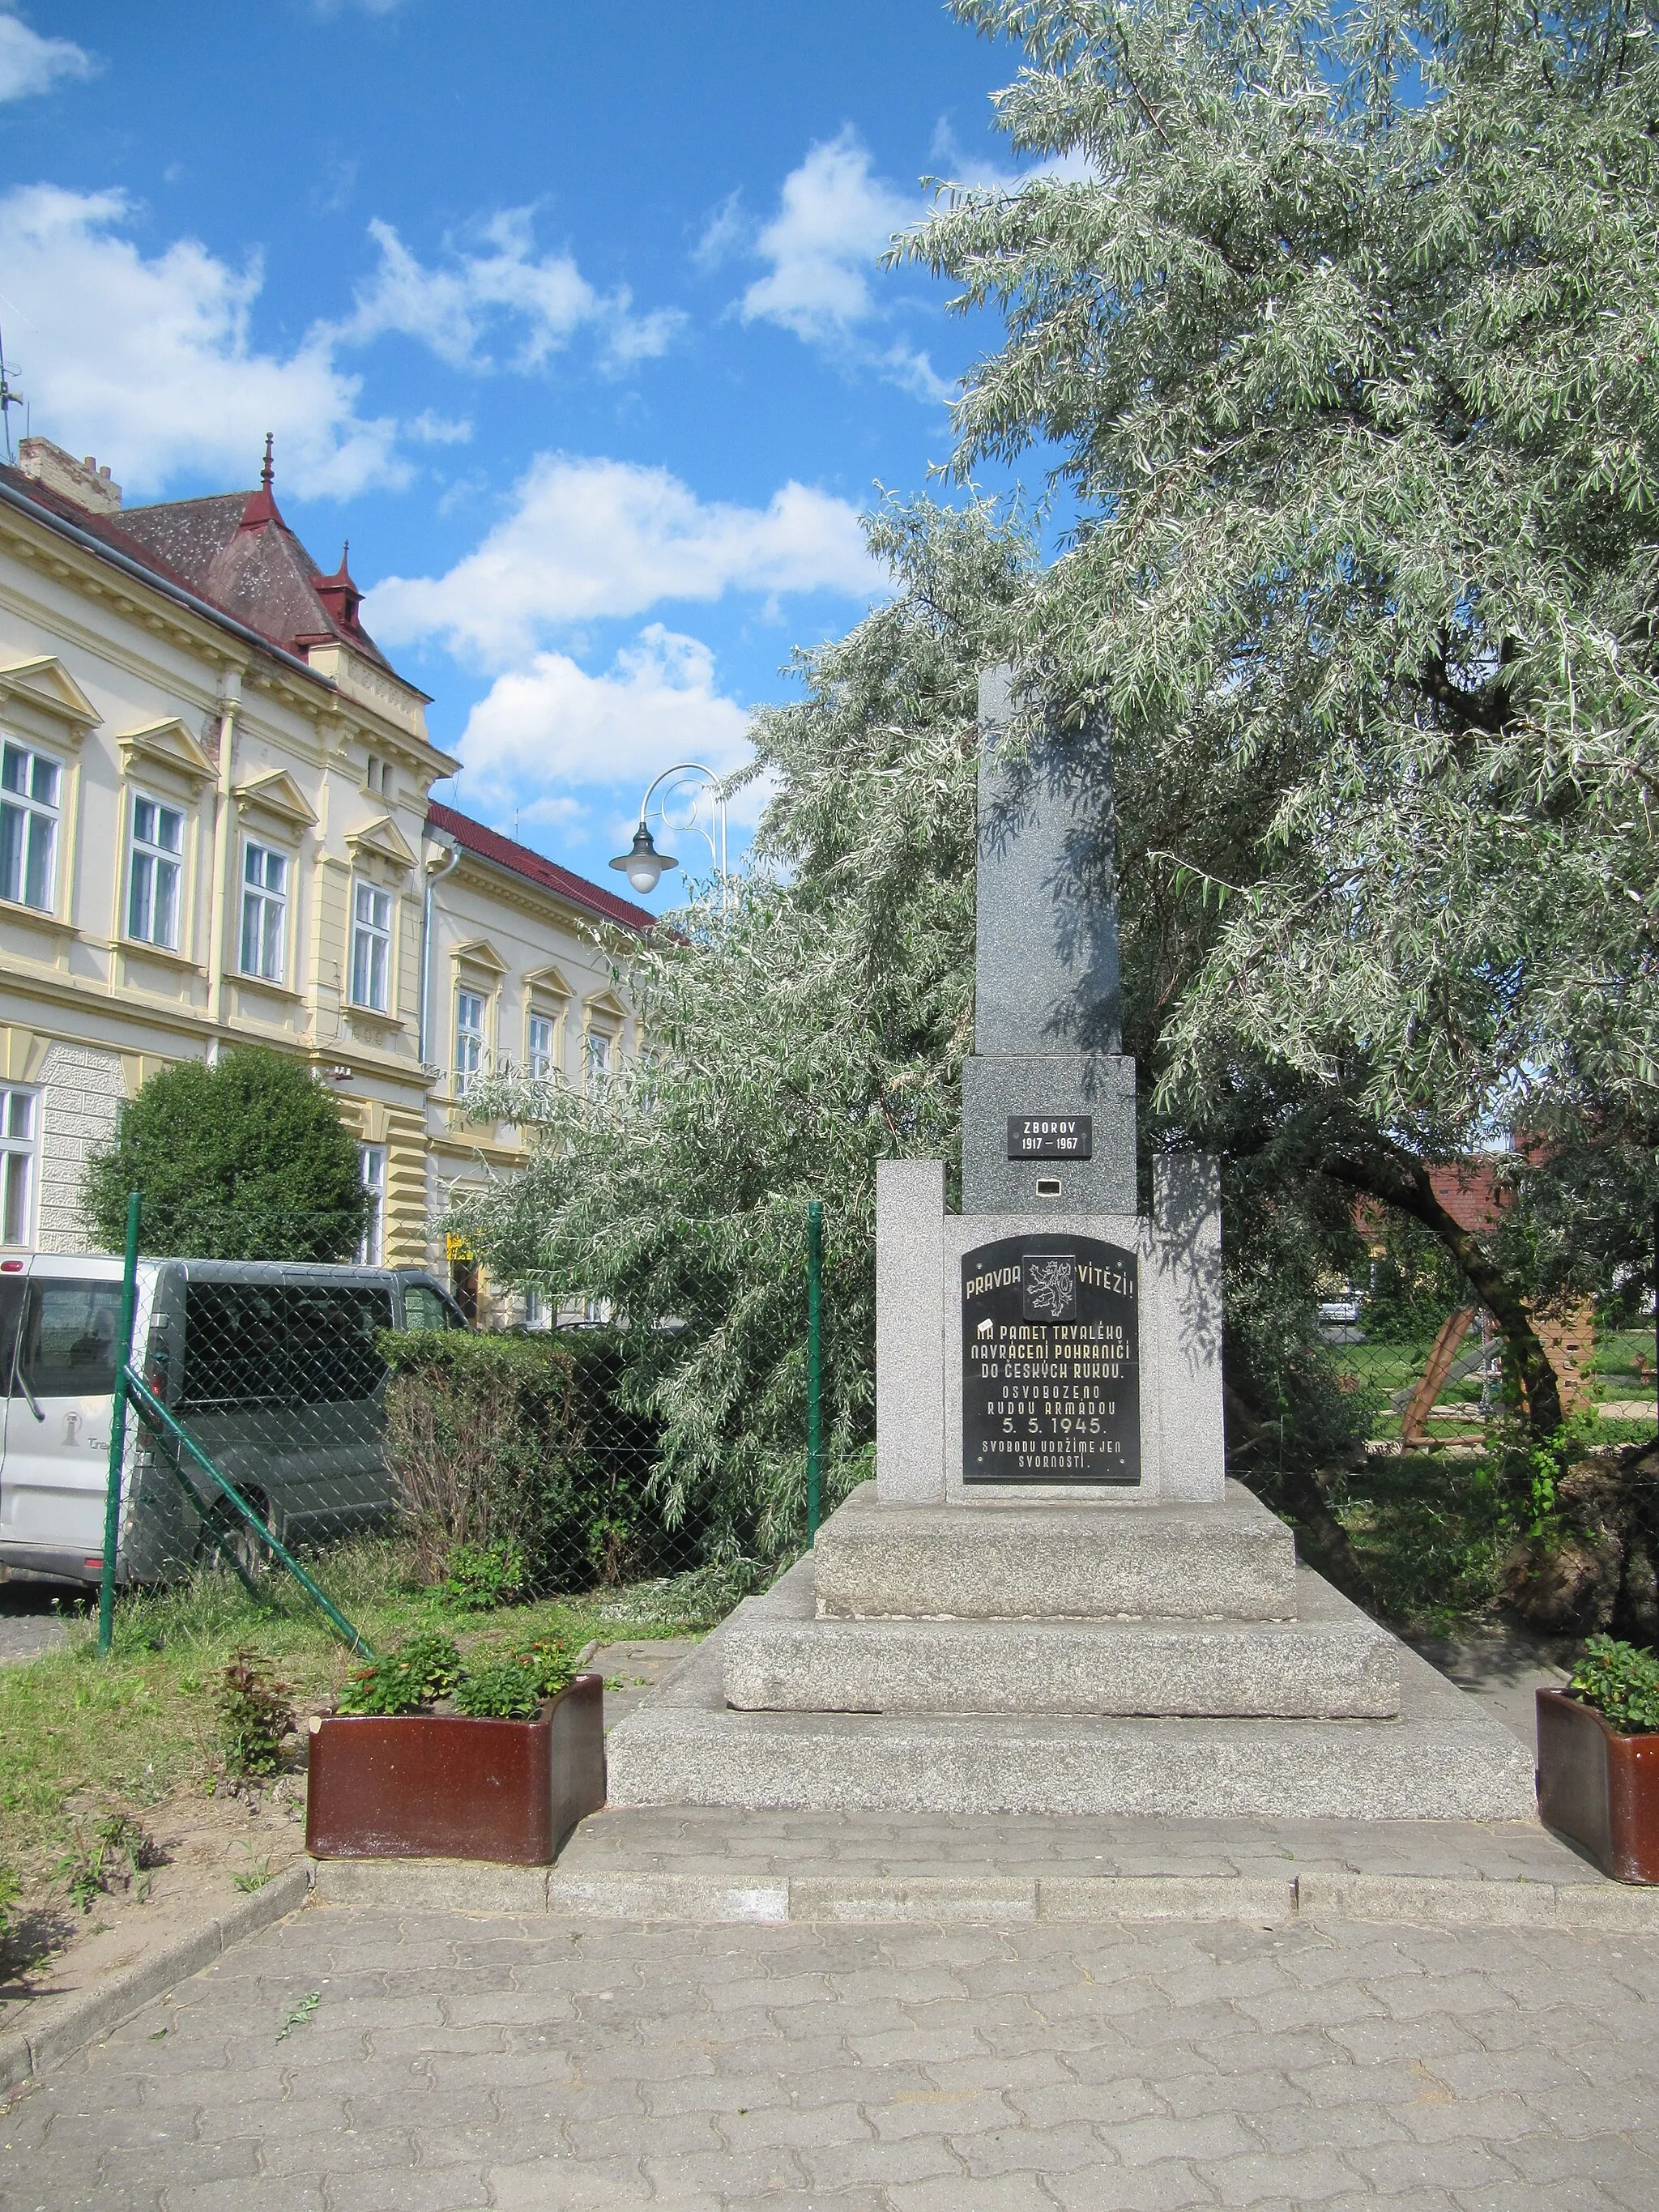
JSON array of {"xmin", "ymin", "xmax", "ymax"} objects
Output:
[
  {"xmin": 961, "ymin": 1234, "xmax": 1140, "ymax": 1485},
  {"xmin": 1007, "ymin": 1115, "xmax": 1093, "ymax": 1160}
]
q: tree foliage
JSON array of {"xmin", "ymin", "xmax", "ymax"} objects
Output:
[
  {"xmin": 458, "ymin": 0, "xmax": 1659, "ymax": 1568},
  {"xmin": 450, "ymin": 500, "xmax": 1022, "ymax": 1554},
  {"xmin": 83, "ymin": 1046, "xmax": 371, "ymax": 1262},
  {"xmin": 899, "ymin": 0, "xmax": 1659, "ymax": 1427}
]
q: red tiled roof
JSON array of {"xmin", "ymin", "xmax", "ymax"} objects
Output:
[
  {"xmin": 0, "ymin": 458, "xmax": 423, "ymax": 691},
  {"xmin": 427, "ymin": 802, "xmax": 653, "ymax": 932}
]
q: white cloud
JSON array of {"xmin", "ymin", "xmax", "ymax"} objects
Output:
[
  {"xmin": 740, "ymin": 130, "xmax": 915, "ymax": 343},
  {"xmin": 458, "ymin": 625, "xmax": 753, "ymax": 820},
  {"xmin": 693, "ymin": 190, "xmax": 748, "ymax": 275},
  {"xmin": 330, "ymin": 208, "xmax": 683, "ymax": 374},
  {"xmin": 367, "ymin": 452, "xmax": 879, "ymax": 667},
  {"xmin": 0, "ymin": 11, "xmax": 95, "ymax": 101},
  {"xmin": 0, "ymin": 185, "xmax": 402, "ymax": 498}
]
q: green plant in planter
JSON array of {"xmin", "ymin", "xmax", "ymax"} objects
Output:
[
  {"xmin": 440, "ymin": 1538, "xmax": 528, "ymax": 1613},
  {"xmin": 510, "ymin": 1635, "xmax": 578, "ymax": 1700},
  {"xmin": 453, "ymin": 1659, "xmax": 542, "ymax": 1720},
  {"xmin": 337, "ymin": 1630, "xmax": 462, "ymax": 1715},
  {"xmin": 1570, "ymin": 1636, "xmax": 1659, "ymax": 1735}
]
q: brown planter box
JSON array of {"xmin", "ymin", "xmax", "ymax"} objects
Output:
[
  {"xmin": 1536, "ymin": 1686, "xmax": 1659, "ymax": 1884},
  {"xmin": 305, "ymin": 1673, "xmax": 606, "ymax": 1865}
]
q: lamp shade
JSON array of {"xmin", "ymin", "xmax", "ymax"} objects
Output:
[{"xmin": 609, "ymin": 822, "xmax": 677, "ymax": 895}]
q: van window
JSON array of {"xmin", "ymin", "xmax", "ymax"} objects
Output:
[
  {"xmin": 401, "ymin": 1281, "xmax": 463, "ymax": 1332},
  {"xmin": 178, "ymin": 1284, "xmax": 393, "ymax": 1411},
  {"xmin": 11, "ymin": 1281, "xmax": 123, "ymax": 1399}
]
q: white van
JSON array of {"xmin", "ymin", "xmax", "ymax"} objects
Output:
[{"xmin": 0, "ymin": 1253, "xmax": 467, "ymax": 1588}]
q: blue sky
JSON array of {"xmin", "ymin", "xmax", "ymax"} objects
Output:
[{"xmin": 1, "ymin": 1, "xmax": 1048, "ymax": 906}]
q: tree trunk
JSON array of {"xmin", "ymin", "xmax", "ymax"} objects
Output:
[{"xmin": 1319, "ymin": 1144, "xmax": 1565, "ymax": 1439}]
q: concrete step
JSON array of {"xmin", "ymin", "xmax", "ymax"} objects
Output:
[
  {"xmin": 605, "ymin": 1585, "xmax": 1537, "ymax": 1822},
  {"xmin": 722, "ymin": 1558, "xmax": 1399, "ymax": 1718},
  {"xmin": 813, "ymin": 1478, "xmax": 1295, "ymax": 1622}
]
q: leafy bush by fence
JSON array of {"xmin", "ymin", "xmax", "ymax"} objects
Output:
[{"xmin": 380, "ymin": 1326, "xmax": 716, "ymax": 1595}]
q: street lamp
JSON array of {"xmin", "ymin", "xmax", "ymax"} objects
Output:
[{"xmin": 610, "ymin": 761, "xmax": 731, "ymax": 910}]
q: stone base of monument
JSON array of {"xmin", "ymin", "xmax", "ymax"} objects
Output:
[
  {"xmin": 604, "ymin": 1484, "xmax": 1537, "ymax": 1822},
  {"xmin": 721, "ymin": 1554, "xmax": 1400, "ymax": 1720}
]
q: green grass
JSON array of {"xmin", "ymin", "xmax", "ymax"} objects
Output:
[
  {"xmin": 0, "ymin": 1536, "xmax": 746, "ymax": 1882},
  {"xmin": 1328, "ymin": 1450, "xmax": 1512, "ymax": 1633}
]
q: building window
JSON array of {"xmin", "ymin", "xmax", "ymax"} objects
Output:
[
  {"xmin": 455, "ymin": 990, "xmax": 485, "ymax": 1093},
  {"xmin": 240, "ymin": 842, "xmax": 288, "ymax": 982},
  {"xmin": 127, "ymin": 793, "xmax": 184, "ymax": 949},
  {"xmin": 0, "ymin": 740, "xmax": 60, "ymax": 912},
  {"xmin": 523, "ymin": 1285, "xmax": 545, "ymax": 1329},
  {"xmin": 528, "ymin": 1012, "xmax": 557, "ymax": 1082},
  {"xmin": 357, "ymin": 1144, "xmax": 386, "ymax": 1265},
  {"xmin": 0, "ymin": 1087, "xmax": 36, "ymax": 1247},
  {"xmin": 351, "ymin": 882, "xmax": 392, "ymax": 1012},
  {"xmin": 583, "ymin": 1029, "xmax": 612, "ymax": 1089}
]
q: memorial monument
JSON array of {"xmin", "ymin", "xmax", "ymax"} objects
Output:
[{"xmin": 608, "ymin": 674, "xmax": 1536, "ymax": 1821}]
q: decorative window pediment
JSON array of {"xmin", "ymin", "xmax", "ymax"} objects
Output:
[
  {"xmin": 117, "ymin": 717, "xmax": 215, "ymax": 794},
  {"xmin": 234, "ymin": 768, "xmax": 317, "ymax": 832},
  {"xmin": 0, "ymin": 657, "xmax": 100, "ymax": 746},
  {"xmin": 583, "ymin": 987, "xmax": 628, "ymax": 1025},
  {"xmin": 450, "ymin": 936, "xmax": 508, "ymax": 976},
  {"xmin": 523, "ymin": 962, "xmax": 572, "ymax": 1003},
  {"xmin": 345, "ymin": 812, "xmax": 417, "ymax": 873}
]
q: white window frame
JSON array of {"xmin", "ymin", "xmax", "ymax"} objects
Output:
[
  {"xmin": 126, "ymin": 790, "xmax": 185, "ymax": 950},
  {"xmin": 357, "ymin": 1143, "xmax": 386, "ymax": 1266},
  {"xmin": 239, "ymin": 838, "xmax": 289, "ymax": 983},
  {"xmin": 583, "ymin": 1027, "xmax": 613, "ymax": 1089},
  {"xmin": 527, "ymin": 1010, "xmax": 557, "ymax": 1082},
  {"xmin": 0, "ymin": 738, "xmax": 62, "ymax": 914},
  {"xmin": 0, "ymin": 1085, "xmax": 37, "ymax": 1248},
  {"xmin": 455, "ymin": 989, "xmax": 486, "ymax": 1093},
  {"xmin": 350, "ymin": 880, "xmax": 392, "ymax": 1012}
]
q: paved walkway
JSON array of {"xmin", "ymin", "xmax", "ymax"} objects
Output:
[{"xmin": 4, "ymin": 1899, "xmax": 1657, "ymax": 2210}]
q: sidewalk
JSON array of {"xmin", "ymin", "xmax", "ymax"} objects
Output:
[{"xmin": 5, "ymin": 1894, "xmax": 1657, "ymax": 2209}]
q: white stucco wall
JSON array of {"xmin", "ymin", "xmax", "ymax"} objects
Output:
[{"xmin": 36, "ymin": 1042, "xmax": 125, "ymax": 1252}]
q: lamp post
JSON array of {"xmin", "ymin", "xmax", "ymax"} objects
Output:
[{"xmin": 610, "ymin": 762, "xmax": 731, "ymax": 910}]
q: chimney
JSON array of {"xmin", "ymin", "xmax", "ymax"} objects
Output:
[{"xmin": 18, "ymin": 437, "xmax": 122, "ymax": 515}]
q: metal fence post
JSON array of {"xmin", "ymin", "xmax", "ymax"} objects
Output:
[
  {"xmin": 97, "ymin": 1189, "xmax": 141, "ymax": 1656},
  {"xmin": 807, "ymin": 1200, "xmax": 823, "ymax": 1544}
]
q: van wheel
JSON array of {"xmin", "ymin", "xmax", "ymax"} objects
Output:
[{"xmin": 200, "ymin": 1494, "xmax": 275, "ymax": 1583}]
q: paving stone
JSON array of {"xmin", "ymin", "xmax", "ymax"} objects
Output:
[
  {"xmin": 1043, "ymin": 2158, "xmax": 1219, "ymax": 2209},
  {"xmin": 883, "ymin": 2173, "xmax": 1063, "ymax": 2211},
  {"xmin": 1192, "ymin": 2145, "xmax": 1363, "ymax": 2205}
]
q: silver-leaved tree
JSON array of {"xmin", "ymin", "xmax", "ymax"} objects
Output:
[
  {"xmin": 458, "ymin": 0, "xmax": 1659, "ymax": 1577},
  {"xmin": 452, "ymin": 499, "xmax": 1021, "ymax": 1556},
  {"xmin": 902, "ymin": 0, "xmax": 1659, "ymax": 1441}
]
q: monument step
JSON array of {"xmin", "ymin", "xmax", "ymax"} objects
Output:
[
  {"xmin": 722, "ymin": 1558, "xmax": 1398, "ymax": 1718},
  {"xmin": 605, "ymin": 1590, "xmax": 1537, "ymax": 1822},
  {"xmin": 813, "ymin": 1478, "xmax": 1295, "ymax": 1622}
]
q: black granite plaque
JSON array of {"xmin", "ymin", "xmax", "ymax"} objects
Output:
[
  {"xmin": 961, "ymin": 1234, "xmax": 1139, "ymax": 1485},
  {"xmin": 1006, "ymin": 1114, "xmax": 1094, "ymax": 1161}
]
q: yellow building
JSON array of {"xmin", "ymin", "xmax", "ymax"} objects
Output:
[{"xmin": 0, "ymin": 437, "xmax": 648, "ymax": 1306}]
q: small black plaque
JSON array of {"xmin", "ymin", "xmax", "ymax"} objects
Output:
[
  {"xmin": 1007, "ymin": 1115, "xmax": 1093, "ymax": 1161},
  {"xmin": 961, "ymin": 1234, "xmax": 1139, "ymax": 1485}
]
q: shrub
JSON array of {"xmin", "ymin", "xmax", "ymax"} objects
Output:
[
  {"xmin": 336, "ymin": 1630, "xmax": 462, "ymax": 1716},
  {"xmin": 453, "ymin": 1660, "xmax": 542, "ymax": 1720},
  {"xmin": 219, "ymin": 1651, "xmax": 295, "ymax": 1778},
  {"xmin": 1570, "ymin": 1635, "xmax": 1659, "ymax": 1735},
  {"xmin": 83, "ymin": 1045, "xmax": 371, "ymax": 1261},
  {"xmin": 441, "ymin": 1539, "xmax": 528, "ymax": 1613},
  {"xmin": 380, "ymin": 1331, "xmax": 582, "ymax": 1588}
]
